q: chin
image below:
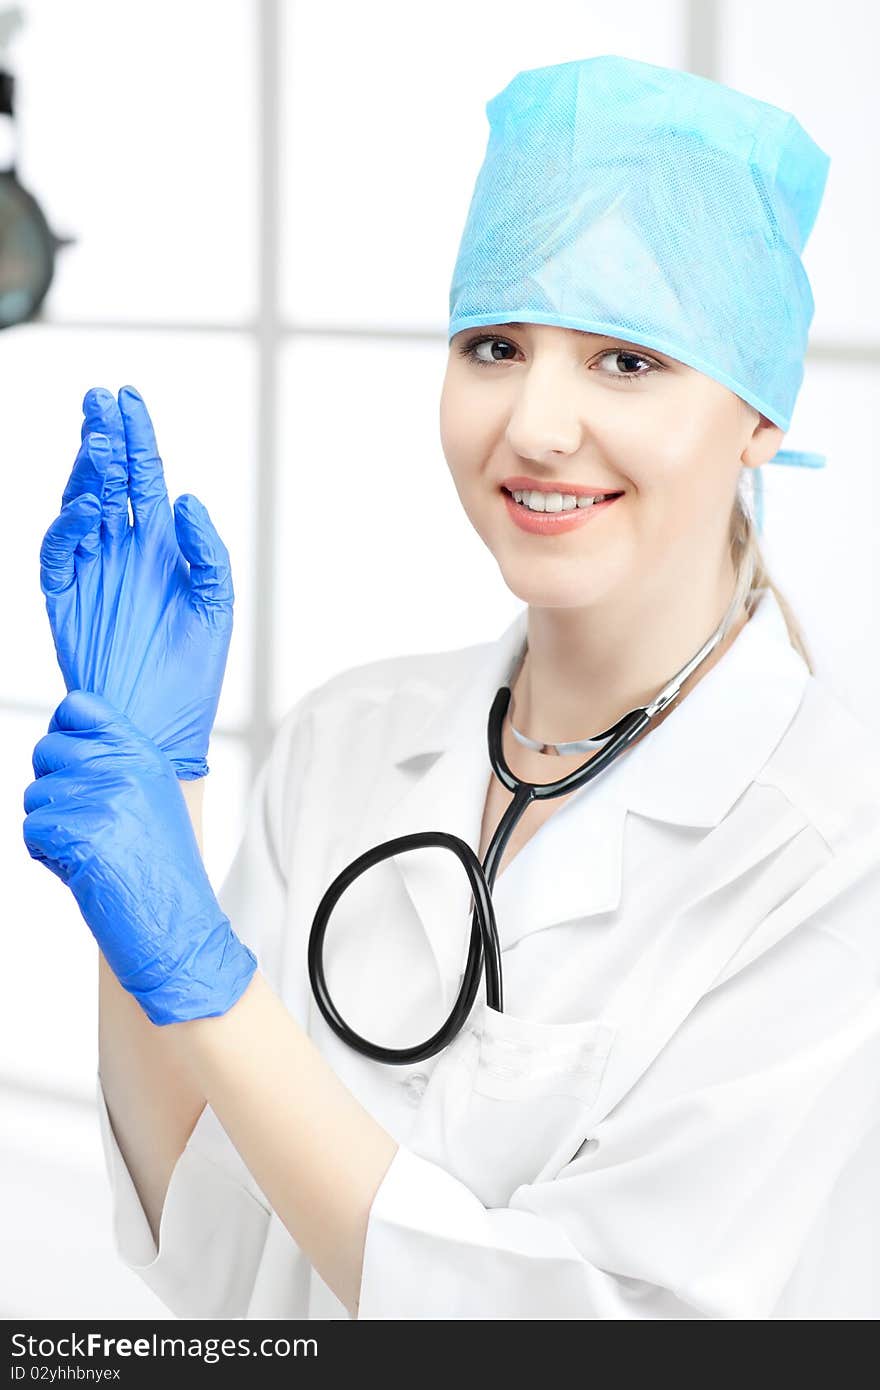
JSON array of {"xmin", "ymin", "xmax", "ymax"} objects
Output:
[{"xmin": 494, "ymin": 559, "xmax": 614, "ymax": 611}]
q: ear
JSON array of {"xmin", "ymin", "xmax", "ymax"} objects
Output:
[{"xmin": 741, "ymin": 411, "xmax": 785, "ymax": 471}]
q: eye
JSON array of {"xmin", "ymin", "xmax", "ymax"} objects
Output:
[
  {"xmin": 457, "ymin": 335, "xmax": 518, "ymax": 366},
  {"xmin": 592, "ymin": 348, "xmax": 660, "ymax": 382},
  {"xmin": 457, "ymin": 335, "xmax": 661, "ymax": 382}
]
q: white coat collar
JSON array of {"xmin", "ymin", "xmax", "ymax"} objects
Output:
[{"xmin": 359, "ymin": 587, "xmax": 810, "ymax": 1001}]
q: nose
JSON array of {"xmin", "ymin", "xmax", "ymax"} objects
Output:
[{"xmin": 505, "ymin": 375, "xmax": 586, "ymax": 464}]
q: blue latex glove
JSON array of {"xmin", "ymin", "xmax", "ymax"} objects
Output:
[
  {"xmin": 39, "ymin": 385, "xmax": 234, "ymax": 780},
  {"xmin": 22, "ymin": 689, "xmax": 257, "ymax": 1025}
]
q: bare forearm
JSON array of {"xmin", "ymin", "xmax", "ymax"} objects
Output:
[
  {"xmin": 177, "ymin": 775, "xmax": 205, "ymax": 854},
  {"xmin": 97, "ymin": 776, "xmax": 209, "ymax": 1246},
  {"xmin": 166, "ymin": 970, "xmax": 399, "ymax": 1318}
]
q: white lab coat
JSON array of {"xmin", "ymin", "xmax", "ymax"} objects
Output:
[{"xmin": 95, "ymin": 586, "xmax": 880, "ymax": 1319}]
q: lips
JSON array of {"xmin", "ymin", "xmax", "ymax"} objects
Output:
[{"xmin": 502, "ymin": 487, "xmax": 622, "ymax": 534}]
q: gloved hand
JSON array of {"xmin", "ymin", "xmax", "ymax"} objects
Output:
[
  {"xmin": 22, "ymin": 689, "xmax": 257, "ymax": 1025},
  {"xmin": 39, "ymin": 384, "xmax": 234, "ymax": 780}
]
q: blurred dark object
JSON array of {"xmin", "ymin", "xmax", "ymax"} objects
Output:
[{"xmin": 0, "ymin": 6, "xmax": 76, "ymax": 328}]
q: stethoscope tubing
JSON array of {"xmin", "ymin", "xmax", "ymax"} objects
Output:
[
  {"xmin": 308, "ymin": 574, "xmax": 755, "ymax": 1065},
  {"xmin": 308, "ymin": 688, "xmax": 652, "ymax": 1064}
]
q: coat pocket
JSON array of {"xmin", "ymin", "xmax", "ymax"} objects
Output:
[{"xmin": 407, "ymin": 1000, "xmax": 616, "ymax": 1207}]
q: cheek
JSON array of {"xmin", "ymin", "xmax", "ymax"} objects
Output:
[
  {"xmin": 617, "ymin": 398, "xmax": 731, "ymax": 504},
  {"xmin": 437, "ymin": 375, "xmax": 456, "ymax": 453},
  {"xmin": 587, "ymin": 397, "xmax": 694, "ymax": 495},
  {"xmin": 439, "ymin": 387, "xmax": 499, "ymax": 488},
  {"xmin": 440, "ymin": 376, "xmax": 472, "ymax": 452},
  {"xmin": 632, "ymin": 457, "xmax": 735, "ymax": 560}
]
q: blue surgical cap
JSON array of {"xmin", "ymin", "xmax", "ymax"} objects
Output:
[{"xmin": 447, "ymin": 55, "xmax": 832, "ymax": 532}]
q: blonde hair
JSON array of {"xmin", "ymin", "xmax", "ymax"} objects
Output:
[{"xmin": 730, "ymin": 470, "xmax": 814, "ymax": 674}]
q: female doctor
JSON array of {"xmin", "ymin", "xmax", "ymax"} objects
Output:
[{"xmin": 23, "ymin": 56, "xmax": 880, "ymax": 1320}]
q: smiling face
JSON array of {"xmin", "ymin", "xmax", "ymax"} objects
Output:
[{"xmin": 440, "ymin": 322, "xmax": 784, "ymax": 611}]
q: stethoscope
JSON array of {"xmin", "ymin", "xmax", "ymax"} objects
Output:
[{"xmin": 308, "ymin": 569, "xmax": 756, "ymax": 1066}]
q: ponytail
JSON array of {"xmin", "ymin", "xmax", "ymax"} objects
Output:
[{"xmin": 730, "ymin": 471, "xmax": 815, "ymax": 675}]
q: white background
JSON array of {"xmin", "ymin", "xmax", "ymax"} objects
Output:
[{"xmin": 0, "ymin": 0, "xmax": 875, "ymax": 1318}]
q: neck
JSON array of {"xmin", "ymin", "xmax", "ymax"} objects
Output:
[{"xmin": 513, "ymin": 560, "xmax": 752, "ymax": 749}]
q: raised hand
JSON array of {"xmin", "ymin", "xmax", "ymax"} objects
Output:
[{"xmin": 39, "ymin": 385, "xmax": 234, "ymax": 779}]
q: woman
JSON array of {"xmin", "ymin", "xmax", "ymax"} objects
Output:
[{"xmin": 24, "ymin": 56, "xmax": 880, "ymax": 1320}]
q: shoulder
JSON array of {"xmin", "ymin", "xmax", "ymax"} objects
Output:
[
  {"xmin": 758, "ymin": 672, "xmax": 880, "ymax": 851},
  {"xmin": 259, "ymin": 634, "xmax": 499, "ymax": 860},
  {"xmin": 270, "ymin": 632, "xmax": 494, "ymax": 759},
  {"xmin": 310, "ymin": 638, "xmax": 486, "ymax": 708}
]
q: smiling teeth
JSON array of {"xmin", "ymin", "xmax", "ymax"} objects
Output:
[{"xmin": 511, "ymin": 489, "xmax": 612, "ymax": 513}]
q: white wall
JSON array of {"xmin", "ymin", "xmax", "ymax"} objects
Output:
[{"xmin": 1, "ymin": 0, "xmax": 875, "ymax": 1318}]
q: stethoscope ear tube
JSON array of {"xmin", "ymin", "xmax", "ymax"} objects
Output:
[{"xmin": 487, "ymin": 686, "xmax": 651, "ymax": 798}]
